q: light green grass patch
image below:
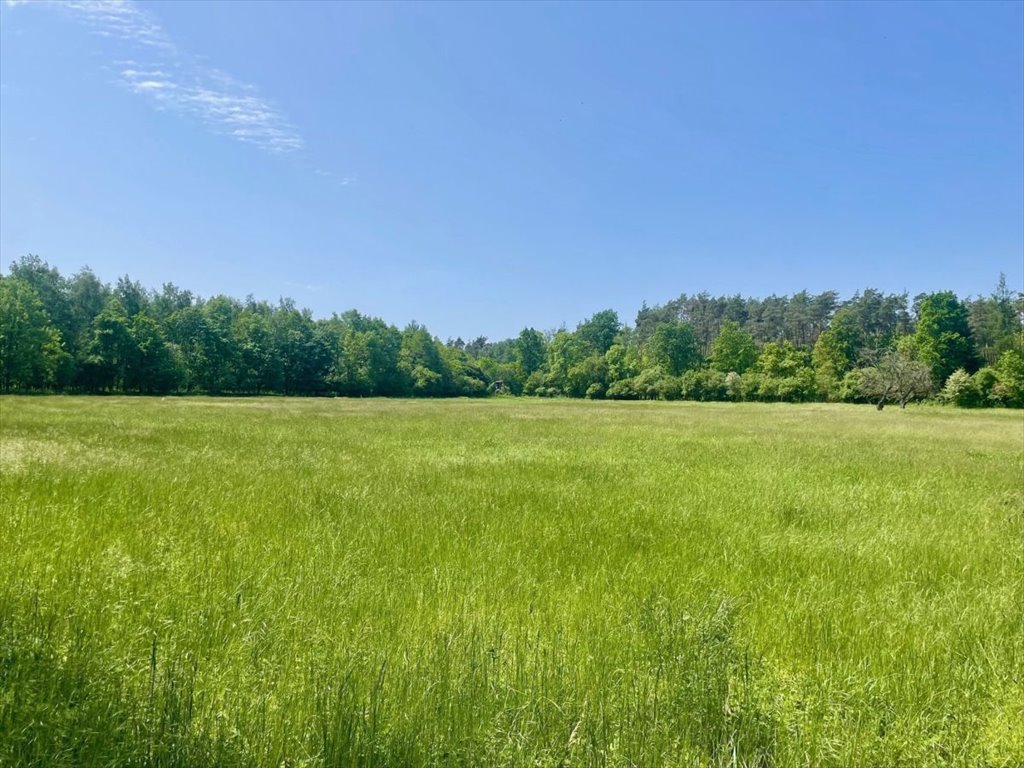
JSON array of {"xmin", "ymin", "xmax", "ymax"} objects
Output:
[{"xmin": 1, "ymin": 397, "xmax": 1021, "ymax": 766}]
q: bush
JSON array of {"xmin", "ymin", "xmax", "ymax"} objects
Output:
[
  {"xmin": 942, "ymin": 369, "xmax": 978, "ymax": 407},
  {"xmin": 680, "ymin": 369, "xmax": 728, "ymax": 402},
  {"xmin": 839, "ymin": 370, "xmax": 868, "ymax": 403},
  {"xmin": 725, "ymin": 371, "xmax": 742, "ymax": 401},
  {"xmin": 776, "ymin": 370, "xmax": 817, "ymax": 402},
  {"xmin": 815, "ymin": 371, "xmax": 841, "ymax": 402},
  {"xmin": 606, "ymin": 377, "xmax": 641, "ymax": 400},
  {"xmin": 740, "ymin": 371, "xmax": 764, "ymax": 401},
  {"xmin": 523, "ymin": 370, "xmax": 545, "ymax": 396},
  {"xmin": 656, "ymin": 375, "xmax": 684, "ymax": 401},
  {"xmin": 457, "ymin": 375, "xmax": 489, "ymax": 397},
  {"xmin": 942, "ymin": 367, "xmax": 1006, "ymax": 409},
  {"xmin": 972, "ymin": 367, "xmax": 999, "ymax": 406},
  {"xmin": 634, "ymin": 367, "xmax": 666, "ymax": 400},
  {"xmin": 993, "ymin": 350, "xmax": 1024, "ymax": 408}
]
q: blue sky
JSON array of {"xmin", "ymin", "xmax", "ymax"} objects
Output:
[{"xmin": 1, "ymin": 0, "xmax": 1021, "ymax": 340}]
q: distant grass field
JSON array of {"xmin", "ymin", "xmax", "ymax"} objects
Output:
[{"xmin": 0, "ymin": 397, "xmax": 1021, "ymax": 767}]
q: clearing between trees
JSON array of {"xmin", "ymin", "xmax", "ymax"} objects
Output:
[{"xmin": 1, "ymin": 397, "xmax": 1021, "ymax": 766}]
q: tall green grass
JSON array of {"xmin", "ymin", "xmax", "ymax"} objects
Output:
[{"xmin": 1, "ymin": 397, "xmax": 1021, "ymax": 766}]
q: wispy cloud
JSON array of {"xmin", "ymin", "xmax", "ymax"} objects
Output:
[
  {"xmin": 63, "ymin": 0, "xmax": 174, "ymax": 52},
  {"xmin": 12, "ymin": 0, "xmax": 303, "ymax": 154},
  {"xmin": 120, "ymin": 67, "xmax": 303, "ymax": 153}
]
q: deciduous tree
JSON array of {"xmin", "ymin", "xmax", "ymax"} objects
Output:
[
  {"xmin": 914, "ymin": 291, "xmax": 980, "ymax": 384},
  {"xmin": 709, "ymin": 321, "xmax": 757, "ymax": 374},
  {"xmin": 646, "ymin": 322, "xmax": 701, "ymax": 375},
  {"xmin": 859, "ymin": 347, "xmax": 933, "ymax": 410},
  {"xmin": 0, "ymin": 277, "xmax": 67, "ymax": 391}
]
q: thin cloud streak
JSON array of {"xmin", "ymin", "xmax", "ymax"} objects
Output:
[
  {"xmin": 64, "ymin": 0, "xmax": 174, "ymax": 52},
  {"xmin": 120, "ymin": 68, "xmax": 303, "ymax": 153},
  {"xmin": 20, "ymin": 0, "xmax": 304, "ymax": 154}
]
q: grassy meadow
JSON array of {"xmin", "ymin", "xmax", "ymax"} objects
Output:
[{"xmin": 0, "ymin": 396, "xmax": 1021, "ymax": 767}]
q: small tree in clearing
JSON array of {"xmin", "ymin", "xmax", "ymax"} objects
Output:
[{"xmin": 860, "ymin": 348, "xmax": 933, "ymax": 410}]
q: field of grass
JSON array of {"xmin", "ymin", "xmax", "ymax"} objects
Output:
[{"xmin": 0, "ymin": 396, "xmax": 1021, "ymax": 767}]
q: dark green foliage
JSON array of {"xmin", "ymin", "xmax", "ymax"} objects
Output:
[
  {"xmin": 513, "ymin": 328, "xmax": 546, "ymax": 380},
  {"xmin": 833, "ymin": 289, "xmax": 912, "ymax": 350},
  {"xmin": 128, "ymin": 314, "xmax": 184, "ymax": 394},
  {"xmin": 1, "ymin": 257, "xmax": 1020, "ymax": 406},
  {"xmin": 679, "ymin": 368, "xmax": 729, "ymax": 401},
  {"xmin": 0, "ymin": 277, "xmax": 67, "ymax": 391},
  {"xmin": 575, "ymin": 309, "xmax": 621, "ymax": 355},
  {"xmin": 812, "ymin": 312, "xmax": 860, "ymax": 376},
  {"xmin": 7, "ymin": 255, "xmax": 76, "ymax": 352},
  {"xmin": 565, "ymin": 354, "xmax": 608, "ymax": 398},
  {"xmin": 913, "ymin": 291, "xmax": 981, "ymax": 384},
  {"xmin": 233, "ymin": 309, "xmax": 281, "ymax": 394},
  {"xmin": 543, "ymin": 330, "xmax": 588, "ymax": 394},
  {"xmin": 166, "ymin": 305, "xmax": 233, "ymax": 394},
  {"xmin": 968, "ymin": 274, "xmax": 1020, "ymax": 365},
  {"xmin": 401, "ymin": 323, "xmax": 449, "ymax": 396},
  {"xmin": 604, "ymin": 342, "xmax": 641, "ymax": 384},
  {"xmin": 274, "ymin": 302, "xmax": 334, "ymax": 395},
  {"xmin": 993, "ymin": 350, "xmax": 1024, "ymax": 407},
  {"xmin": 646, "ymin": 322, "xmax": 701, "ymax": 375},
  {"xmin": 709, "ymin": 321, "xmax": 758, "ymax": 374},
  {"xmin": 82, "ymin": 299, "xmax": 136, "ymax": 391},
  {"xmin": 113, "ymin": 275, "xmax": 150, "ymax": 318}
]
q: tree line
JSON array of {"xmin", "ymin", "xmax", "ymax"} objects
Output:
[{"xmin": 1, "ymin": 255, "xmax": 1021, "ymax": 408}]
